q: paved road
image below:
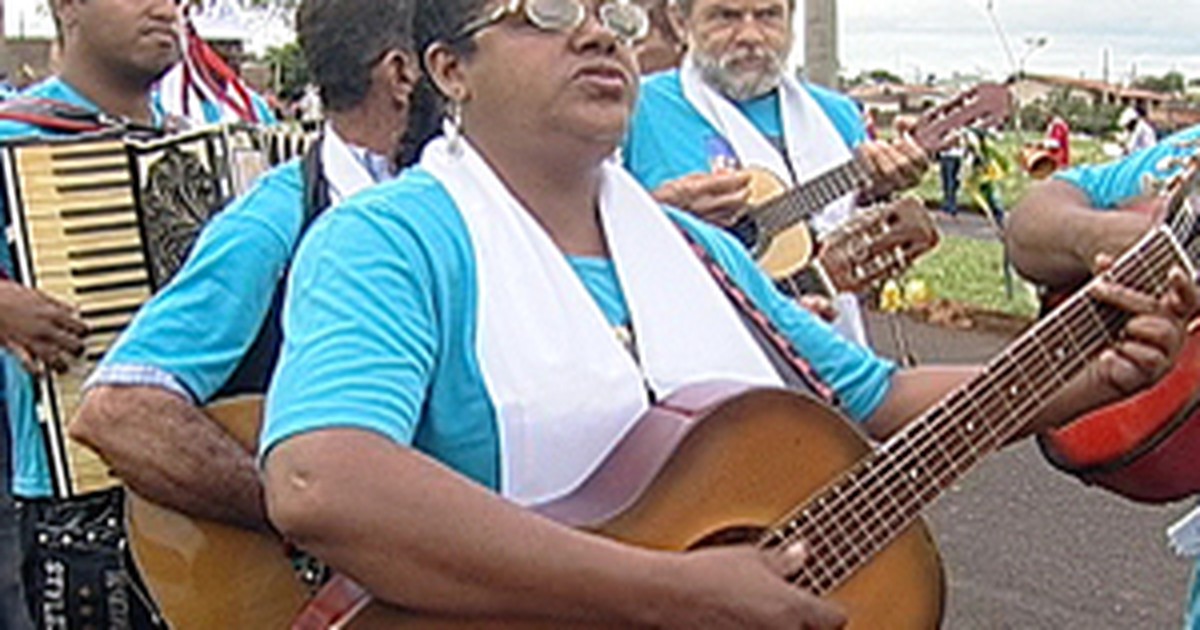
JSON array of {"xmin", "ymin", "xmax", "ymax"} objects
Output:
[{"xmin": 863, "ymin": 277, "xmax": 1194, "ymax": 629}]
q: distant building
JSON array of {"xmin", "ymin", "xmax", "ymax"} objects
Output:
[
  {"xmin": 1013, "ymin": 74, "xmax": 1171, "ymax": 119},
  {"xmin": 848, "ymin": 83, "xmax": 950, "ymax": 128}
]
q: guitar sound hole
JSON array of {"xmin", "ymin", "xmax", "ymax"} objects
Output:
[{"xmin": 687, "ymin": 525, "xmax": 769, "ymax": 550}]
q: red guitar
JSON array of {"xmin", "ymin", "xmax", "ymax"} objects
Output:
[{"xmin": 1039, "ymin": 153, "xmax": 1200, "ymax": 503}]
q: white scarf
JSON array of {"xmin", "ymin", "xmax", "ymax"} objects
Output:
[
  {"xmin": 321, "ymin": 124, "xmax": 381, "ymax": 204},
  {"xmin": 678, "ymin": 56, "xmax": 854, "ymax": 234},
  {"xmin": 678, "ymin": 57, "xmax": 867, "ymax": 345},
  {"xmin": 420, "ymin": 136, "xmax": 783, "ymax": 507}
]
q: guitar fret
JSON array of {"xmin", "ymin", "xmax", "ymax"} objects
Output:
[{"xmin": 767, "ymin": 155, "xmax": 1200, "ymax": 600}]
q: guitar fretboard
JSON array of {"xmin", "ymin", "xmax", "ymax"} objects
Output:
[
  {"xmin": 760, "ymin": 224, "xmax": 1195, "ymax": 595},
  {"xmin": 754, "ymin": 159, "xmax": 874, "ymax": 239}
]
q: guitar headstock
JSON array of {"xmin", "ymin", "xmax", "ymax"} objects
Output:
[
  {"xmin": 817, "ymin": 197, "xmax": 940, "ymax": 294},
  {"xmin": 911, "ymin": 83, "xmax": 1013, "ymax": 154}
]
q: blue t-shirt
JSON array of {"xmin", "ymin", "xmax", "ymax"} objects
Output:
[
  {"xmin": 1054, "ymin": 125, "xmax": 1200, "ymax": 210},
  {"xmin": 0, "ymin": 78, "xmax": 168, "ymax": 497},
  {"xmin": 623, "ymin": 69, "xmax": 867, "ymax": 193},
  {"xmin": 0, "ymin": 78, "xmax": 125, "ymax": 496},
  {"xmin": 97, "ymin": 161, "xmax": 304, "ymax": 403},
  {"xmin": 262, "ymin": 167, "xmax": 896, "ymax": 493}
]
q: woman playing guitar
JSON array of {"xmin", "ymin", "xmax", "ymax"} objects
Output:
[{"xmin": 258, "ymin": 1, "xmax": 1196, "ymax": 627}]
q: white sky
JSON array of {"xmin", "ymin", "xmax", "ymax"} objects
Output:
[
  {"xmin": 6, "ymin": 0, "xmax": 1199, "ymax": 82},
  {"xmin": 837, "ymin": 0, "xmax": 1200, "ymax": 82}
]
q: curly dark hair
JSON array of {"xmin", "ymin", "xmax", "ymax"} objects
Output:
[{"xmin": 297, "ymin": 0, "xmax": 415, "ymax": 113}]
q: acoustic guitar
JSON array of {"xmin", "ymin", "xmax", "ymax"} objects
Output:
[
  {"xmin": 731, "ymin": 83, "xmax": 1011, "ymax": 281},
  {"xmin": 1039, "ymin": 146, "xmax": 1200, "ymax": 503},
  {"xmin": 128, "ymin": 161, "xmax": 1200, "ymax": 627}
]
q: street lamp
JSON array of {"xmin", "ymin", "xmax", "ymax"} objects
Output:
[{"xmin": 1018, "ymin": 36, "xmax": 1050, "ymax": 79}]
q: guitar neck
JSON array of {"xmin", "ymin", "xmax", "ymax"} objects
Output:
[
  {"xmin": 754, "ymin": 159, "xmax": 874, "ymax": 238},
  {"xmin": 761, "ymin": 226, "xmax": 1190, "ymax": 596}
]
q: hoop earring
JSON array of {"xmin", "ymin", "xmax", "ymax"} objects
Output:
[{"xmin": 446, "ymin": 99, "xmax": 465, "ymax": 157}]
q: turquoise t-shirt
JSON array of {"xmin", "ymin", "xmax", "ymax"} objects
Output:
[
  {"xmin": 1054, "ymin": 125, "xmax": 1200, "ymax": 210},
  {"xmin": 0, "ymin": 77, "xmax": 162, "ymax": 497},
  {"xmin": 262, "ymin": 167, "xmax": 897, "ymax": 493},
  {"xmin": 623, "ymin": 69, "xmax": 867, "ymax": 193},
  {"xmin": 98, "ymin": 161, "xmax": 304, "ymax": 402}
]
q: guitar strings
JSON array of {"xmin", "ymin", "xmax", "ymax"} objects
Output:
[
  {"xmin": 770, "ymin": 232, "xmax": 1184, "ymax": 593},
  {"xmin": 792, "ymin": 240, "xmax": 1176, "ymax": 590},
  {"xmin": 789, "ymin": 238, "xmax": 1176, "ymax": 591},
  {"xmin": 787, "ymin": 176, "xmax": 1200, "ymax": 590},
  {"xmin": 771, "ymin": 165, "xmax": 1200, "ymax": 590}
]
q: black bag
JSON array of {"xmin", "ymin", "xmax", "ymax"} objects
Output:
[{"xmin": 19, "ymin": 488, "xmax": 164, "ymax": 629}]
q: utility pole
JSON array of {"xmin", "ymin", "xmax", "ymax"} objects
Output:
[
  {"xmin": 0, "ymin": 0, "xmax": 8, "ymax": 78},
  {"xmin": 804, "ymin": 0, "xmax": 838, "ymax": 88}
]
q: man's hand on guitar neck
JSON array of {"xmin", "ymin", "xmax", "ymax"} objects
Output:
[
  {"xmin": 855, "ymin": 137, "xmax": 930, "ymax": 204},
  {"xmin": 1020, "ymin": 261, "xmax": 1199, "ymax": 437},
  {"xmin": 651, "ymin": 170, "xmax": 753, "ymax": 226}
]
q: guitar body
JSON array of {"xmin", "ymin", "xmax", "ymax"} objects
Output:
[
  {"xmin": 743, "ymin": 165, "xmax": 816, "ymax": 279},
  {"xmin": 1040, "ymin": 324, "xmax": 1200, "ymax": 503},
  {"xmin": 319, "ymin": 385, "xmax": 944, "ymax": 629},
  {"xmin": 126, "ymin": 397, "xmax": 309, "ymax": 629}
]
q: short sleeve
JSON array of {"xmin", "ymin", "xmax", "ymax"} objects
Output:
[{"xmin": 261, "ymin": 200, "xmax": 440, "ymax": 458}]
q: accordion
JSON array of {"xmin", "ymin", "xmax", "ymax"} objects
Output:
[{"xmin": 1, "ymin": 124, "xmax": 313, "ymax": 498}]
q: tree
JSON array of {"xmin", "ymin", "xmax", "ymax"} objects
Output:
[
  {"xmin": 1016, "ymin": 87, "xmax": 1123, "ymax": 137},
  {"xmin": 1133, "ymin": 71, "xmax": 1186, "ymax": 94},
  {"xmin": 263, "ymin": 41, "xmax": 308, "ymax": 99},
  {"xmin": 844, "ymin": 69, "xmax": 904, "ymax": 88},
  {"xmin": 865, "ymin": 69, "xmax": 904, "ymax": 85}
]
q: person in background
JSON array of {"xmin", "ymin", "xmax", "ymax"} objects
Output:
[
  {"xmin": 72, "ymin": 0, "xmax": 418, "ymax": 534},
  {"xmin": 938, "ymin": 136, "xmax": 964, "ymax": 217},
  {"xmin": 623, "ymin": 0, "xmax": 928, "ymax": 345},
  {"xmin": 1119, "ymin": 106, "xmax": 1157, "ymax": 156},
  {"xmin": 0, "ymin": 0, "xmax": 181, "ymax": 624},
  {"xmin": 634, "ymin": 0, "xmax": 685, "ymax": 74},
  {"xmin": 155, "ymin": 17, "xmax": 278, "ymax": 126},
  {"xmin": 1044, "ymin": 113, "xmax": 1070, "ymax": 169}
]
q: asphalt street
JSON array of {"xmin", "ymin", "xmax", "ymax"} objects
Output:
[{"xmin": 861, "ymin": 211, "xmax": 1194, "ymax": 629}]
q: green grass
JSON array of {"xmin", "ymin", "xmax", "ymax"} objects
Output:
[
  {"xmin": 884, "ymin": 132, "xmax": 1118, "ymax": 321},
  {"xmin": 899, "ymin": 235, "xmax": 1040, "ymax": 320}
]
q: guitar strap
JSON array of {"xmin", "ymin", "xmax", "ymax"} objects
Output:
[{"xmin": 677, "ymin": 228, "xmax": 839, "ymax": 407}]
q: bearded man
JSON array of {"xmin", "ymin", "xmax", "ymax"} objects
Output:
[{"xmin": 623, "ymin": 0, "xmax": 927, "ymax": 345}]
